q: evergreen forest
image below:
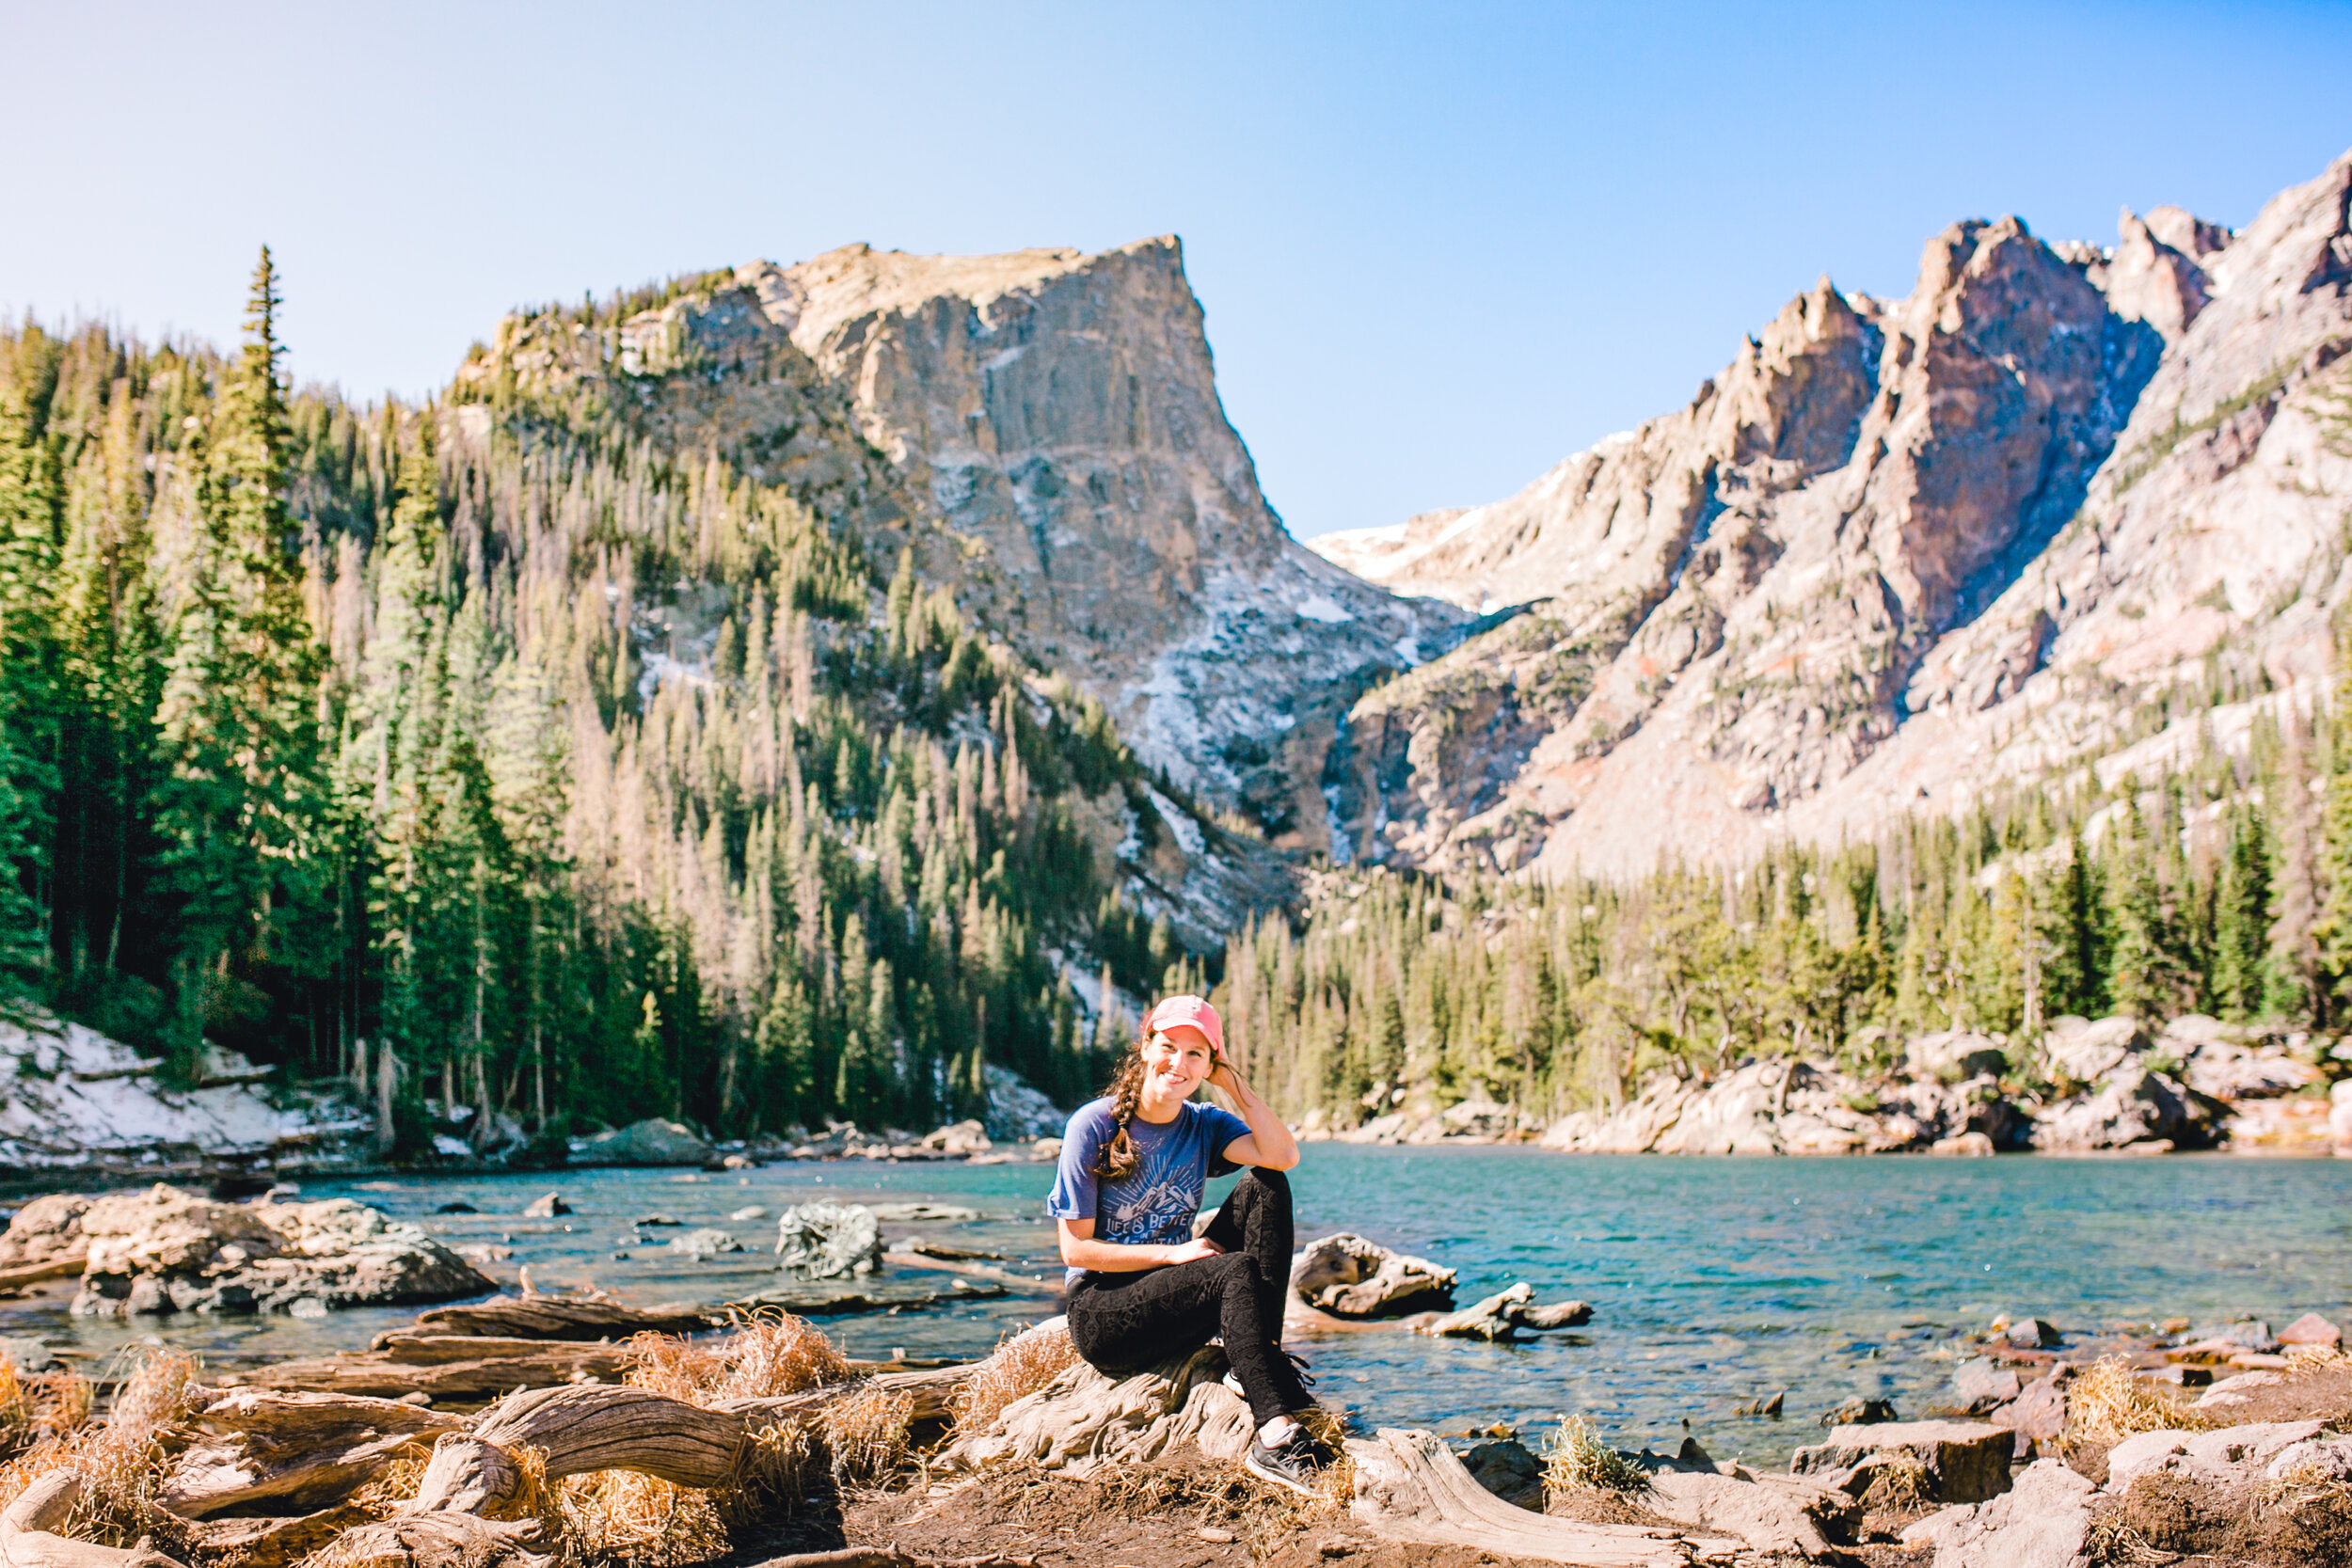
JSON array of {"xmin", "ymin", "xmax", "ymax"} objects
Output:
[
  {"xmin": 0, "ymin": 255, "xmax": 1203, "ymax": 1155},
  {"xmin": 1218, "ymin": 700, "xmax": 2352, "ymax": 1125}
]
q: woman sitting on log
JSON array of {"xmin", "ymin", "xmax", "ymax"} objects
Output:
[{"xmin": 1046, "ymin": 994, "xmax": 1331, "ymax": 1494}]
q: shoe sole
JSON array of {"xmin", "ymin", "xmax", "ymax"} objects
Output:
[{"xmin": 1243, "ymin": 1449, "xmax": 1322, "ymax": 1497}]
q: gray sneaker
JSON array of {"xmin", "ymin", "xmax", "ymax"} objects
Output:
[{"xmin": 1244, "ymin": 1427, "xmax": 1335, "ymax": 1497}]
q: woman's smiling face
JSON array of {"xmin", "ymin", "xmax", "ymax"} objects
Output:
[{"xmin": 1139, "ymin": 1025, "xmax": 1216, "ymax": 1109}]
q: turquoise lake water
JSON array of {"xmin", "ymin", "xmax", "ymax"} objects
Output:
[{"xmin": 9, "ymin": 1148, "xmax": 2350, "ymax": 1465}]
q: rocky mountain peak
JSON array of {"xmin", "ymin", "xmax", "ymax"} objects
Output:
[
  {"xmin": 1311, "ymin": 148, "xmax": 2352, "ymax": 879},
  {"xmin": 478, "ymin": 233, "xmax": 1464, "ymax": 851}
]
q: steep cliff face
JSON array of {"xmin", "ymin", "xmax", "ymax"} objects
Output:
[
  {"xmin": 1316, "ymin": 151, "xmax": 2352, "ymax": 877},
  {"xmin": 485, "ymin": 237, "xmax": 1461, "ymax": 852}
]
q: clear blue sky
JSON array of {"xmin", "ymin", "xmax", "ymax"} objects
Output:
[{"xmin": 5, "ymin": 1, "xmax": 2349, "ymax": 539}]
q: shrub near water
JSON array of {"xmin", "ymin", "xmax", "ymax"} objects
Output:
[
  {"xmin": 2064, "ymin": 1355, "xmax": 2205, "ymax": 1449},
  {"xmin": 1539, "ymin": 1415, "xmax": 1647, "ymax": 1501}
]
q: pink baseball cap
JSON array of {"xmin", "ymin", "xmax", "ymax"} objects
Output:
[{"xmin": 1143, "ymin": 994, "xmax": 1224, "ymax": 1056}]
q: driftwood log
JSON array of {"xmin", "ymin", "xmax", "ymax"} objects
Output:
[
  {"xmin": 876, "ymin": 1254, "xmax": 1057, "ymax": 1295},
  {"xmin": 0, "ymin": 1473, "xmax": 183, "ymax": 1568},
  {"xmin": 168, "ymin": 1505, "xmax": 373, "ymax": 1568},
  {"xmin": 236, "ymin": 1340, "xmax": 633, "ymax": 1401},
  {"xmin": 162, "ymin": 1390, "xmax": 466, "ymax": 1517},
  {"xmin": 1346, "ymin": 1430, "xmax": 1744, "ymax": 1566},
  {"xmin": 394, "ymin": 1296, "xmax": 717, "ymax": 1342},
  {"xmin": 0, "ymin": 1253, "xmax": 87, "ymax": 1293}
]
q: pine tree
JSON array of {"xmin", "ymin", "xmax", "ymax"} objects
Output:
[
  {"xmin": 149, "ymin": 248, "xmax": 329, "ymax": 1074},
  {"xmin": 0, "ymin": 360, "xmax": 61, "ymax": 985}
]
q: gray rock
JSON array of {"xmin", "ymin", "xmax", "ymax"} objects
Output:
[
  {"xmin": 667, "ymin": 1228, "xmax": 744, "ymax": 1258},
  {"xmin": 2182, "ymin": 1318, "xmax": 2279, "ymax": 1353},
  {"xmin": 2041, "ymin": 1017, "xmax": 2148, "ymax": 1084},
  {"xmin": 1289, "ymin": 1233, "xmax": 1457, "ymax": 1317},
  {"xmin": 1922, "ymin": 1458, "xmax": 2097, "ymax": 1568},
  {"xmin": 0, "ymin": 1194, "xmax": 92, "ymax": 1266},
  {"xmin": 1907, "ymin": 1032, "xmax": 2010, "ymax": 1083},
  {"xmin": 2265, "ymin": 1436, "xmax": 2352, "ymax": 1483},
  {"xmin": 2029, "ymin": 1066, "xmax": 2201, "ymax": 1150},
  {"xmin": 69, "ymin": 1184, "xmax": 491, "ymax": 1317},
  {"xmin": 773, "ymin": 1202, "xmax": 882, "ymax": 1278},
  {"xmin": 1459, "ymin": 1438, "xmax": 1544, "ymax": 1509},
  {"xmin": 1819, "ymin": 1396, "xmax": 1898, "ymax": 1428},
  {"xmin": 570, "ymin": 1117, "xmax": 715, "ymax": 1167},
  {"xmin": 1791, "ymin": 1419, "xmax": 2012, "ymax": 1504},
  {"xmin": 1953, "ymin": 1358, "xmax": 2021, "ymax": 1411},
  {"xmin": 1990, "ymin": 1375, "xmax": 2068, "ymax": 1447},
  {"xmin": 520, "ymin": 1192, "xmax": 570, "ymax": 1217},
  {"xmin": 2108, "ymin": 1420, "xmax": 2327, "ymax": 1491},
  {"xmin": 2278, "ymin": 1311, "xmax": 2342, "ymax": 1348},
  {"xmin": 0, "ymin": 1337, "xmax": 62, "ymax": 1374},
  {"xmin": 2002, "ymin": 1317, "xmax": 2060, "ymax": 1348}
]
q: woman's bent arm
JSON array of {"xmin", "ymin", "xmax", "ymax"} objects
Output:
[
  {"xmin": 1057, "ymin": 1215, "xmax": 1224, "ymax": 1272},
  {"xmin": 1211, "ymin": 1060, "xmax": 1300, "ymax": 1172}
]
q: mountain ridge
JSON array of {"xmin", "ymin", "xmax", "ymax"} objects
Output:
[{"xmin": 1310, "ymin": 151, "xmax": 2352, "ymax": 879}]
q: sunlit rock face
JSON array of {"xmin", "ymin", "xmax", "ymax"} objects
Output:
[
  {"xmin": 505, "ymin": 236, "xmax": 1464, "ymax": 851},
  {"xmin": 1312, "ymin": 151, "xmax": 2352, "ymax": 878}
]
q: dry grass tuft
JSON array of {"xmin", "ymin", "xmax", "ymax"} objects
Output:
[
  {"xmin": 555, "ymin": 1468, "xmax": 729, "ymax": 1567},
  {"xmin": 1856, "ymin": 1455, "xmax": 1933, "ymax": 1515},
  {"xmin": 2064, "ymin": 1355, "xmax": 2205, "ymax": 1447},
  {"xmin": 819, "ymin": 1386, "xmax": 915, "ymax": 1490},
  {"xmin": 623, "ymin": 1310, "xmax": 848, "ymax": 1406},
  {"xmin": 712, "ymin": 1419, "xmax": 818, "ymax": 1529},
  {"xmin": 1540, "ymin": 1415, "xmax": 1648, "ymax": 1501},
  {"xmin": 0, "ymin": 1346, "xmax": 201, "ymax": 1549},
  {"xmin": 2285, "ymin": 1343, "xmax": 2351, "ymax": 1372},
  {"xmin": 0, "ymin": 1359, "xmax": 92, "ymax": 1454},
  {"xmin": 346, "ymin": 1450, "xmax": 431, "ymax": 1520},
  {"xmin": 946, "ymin": 1323, "xmax": 1079, "ymax": 1436}
]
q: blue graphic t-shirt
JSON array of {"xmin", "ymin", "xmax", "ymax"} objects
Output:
[{"xmin": 1045, "ymin": 1096, "xmax": 1253, "ymax": 1288}]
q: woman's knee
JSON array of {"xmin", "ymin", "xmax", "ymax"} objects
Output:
[
  {"xmin": 1211, "ymin": 1250, "xmax": 1269, "ymax": 1297},
  {"xmin": 1235, "ymin": 1165, "xmax": 1291, "ymax": 1205}
]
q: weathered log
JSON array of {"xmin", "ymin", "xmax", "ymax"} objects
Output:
[
  {"xmin": 161, "ymin": 1390, "xmax": 465, "ymax": 1517},
  {"xmin": 405, "ymin": 1358, "xmax": 981, "ymax": 1517},
  {"xmin": 744, "ymin": 1554, "xmax": 1040, "ymax": 1568},
  {"xmin": 728, "ymin": 1282, "xmax": 1007, "ymax": 1317},
  {"xmin": 396, "ymin": 1296, "xmax": 716, "ymax": 1343},
  {"xmin": 168, "ymin": 1505, "xmax": 373, "ymax": 1568},
  {"xmin": 310, "ymin": 1512, "xmax": 548, "ymax": 1568},
  {"xmin": 1346, "ymin": 1430, "xmax": 1744, "ymax": 1567},
  {"xmin": 0, "ymin": 1253, "xmax": 87, "ymax": 1292},
  {"xmin": 878, "ymin": 1254, "xmax": 1057, "ymax": 1295},
  {"xmin": 235, "ymin": 1341, "xmax": 632, "ymax": 1400},
  {"xmin": 0, "ymin": 1472, "xmax": 185, "ymax": 1568}
]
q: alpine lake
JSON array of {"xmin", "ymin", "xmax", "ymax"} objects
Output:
[{"xmin": 7, "ymin": 1147, "xmax": 2350, "ymax": 1466}]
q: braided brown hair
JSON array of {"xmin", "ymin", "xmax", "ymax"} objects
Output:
[{"xmin": 1091, "ymin": 1025, "xmax": 1155, "ymax": 1182}]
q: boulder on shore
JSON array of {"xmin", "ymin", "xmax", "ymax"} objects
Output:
[
  {"xmin": 0, "ymin": 1194, "xmax": 92, "ymax": 1267},
  {"xmin": 1289, "ymin": 1233, "xmax": 1456, "ymax": 1317},
  {"xmin": 568, "ymin": 1117, "xmax": 714, "ymax": 1166},
  {"xmin": 773, "ymin": 1202, "xmax": 882, "ymax": 1278},
  {"xmin": 70, "ymin": 1183, "xmax": 493, "ymax": 1317},
  {"xmin": 1790, "ymin": 1418, "xmax": 2012, "ymax": 1504}
]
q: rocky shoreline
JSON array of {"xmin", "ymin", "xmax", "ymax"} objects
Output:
[
  {"xmin": 0, "ymin": 1192, "xmax": 2344, "ymax": 1565},
  {"xmin": 1312, "ymin": 1012, "xmax": 2352, "ymax": 1159}
]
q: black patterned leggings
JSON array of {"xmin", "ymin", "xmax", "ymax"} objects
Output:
[{"xmin": 1065, "ymin": 1166, "xmax": 1307, "ymax": 1425}]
